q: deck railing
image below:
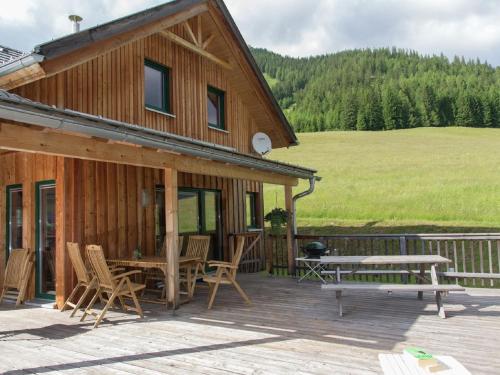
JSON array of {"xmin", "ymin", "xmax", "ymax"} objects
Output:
[
  {"xmin": 268, "ymin": 233, "xmax": 500, "ymax": 287},
  {"xmin": 229, "ymin": 230, "xmax": 264, "ymax": 273}
]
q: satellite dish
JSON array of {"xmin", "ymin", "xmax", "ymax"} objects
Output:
[{"xmin": 252, "ymin": 132, "xmax": 272, "ymax": 155}]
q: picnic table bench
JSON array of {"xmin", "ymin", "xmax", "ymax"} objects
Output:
[{"xmin": 320, "ymin": 255, "xmax": 465, "ymax": 318}]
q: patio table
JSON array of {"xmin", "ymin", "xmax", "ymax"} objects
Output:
[
  {"xmin": 107, "ymin": 256, "xmax": 201, "ymax": 307},
  {"xmin": 320, "ymin": 255, "xmax": 464, "ymax": 318}
]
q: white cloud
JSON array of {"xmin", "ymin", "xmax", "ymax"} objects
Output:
[{"xmin": 0, "ymin": 0, "xmax": 499, "ymax": 66}]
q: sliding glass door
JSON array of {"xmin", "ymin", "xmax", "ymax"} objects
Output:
[
  {"xmin": 155, "ymin": 187, "xmax": 222, "ymax": 261},
  {"xmin": 36, "ymin": 181, "xmax": 56, "ymax": 300},
  {"xmin": 6, "ymin": 185, "xmax": 23, "ymax": 256}
]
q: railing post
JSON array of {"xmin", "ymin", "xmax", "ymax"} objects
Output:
[
  {"xmin": 399, "ymin": 236, "xmax": 408, "ymax": 284},
  {"xmin": 285, "ymin": 185, "xmax": 296, "ymax": 277}
]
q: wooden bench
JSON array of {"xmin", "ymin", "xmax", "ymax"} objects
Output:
[{"xmin": 322, "ymin": 283, "xmax": 465, "ymax": 318}]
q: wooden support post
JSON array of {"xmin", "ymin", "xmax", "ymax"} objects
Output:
[
  {"xmin": 164, "ymin": 168, "xmax": 179, "ymax": 310},
  {"xmin": 285, "ymin": 185, "xmax": 295, "ymax": 276}
]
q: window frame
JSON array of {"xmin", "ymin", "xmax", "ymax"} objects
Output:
[
  {"xmin": 246, "ymin": 192, "xmax": 259, "ymax": 230},
  {"xmin": 207, "ymin": 85, "xmax": 226, "ymax": 130},
  {"xmin": 144, "ymin": 59, "xmax": 171, "ymax": 114}
]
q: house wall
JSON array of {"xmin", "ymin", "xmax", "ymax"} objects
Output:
[
  {"xmin": 11, "ymin": 24, "xmax": 262, "ymax": 155},
  {"xmin": 1, "ymin": 151, "xmax": 263, "ymax": 304}
]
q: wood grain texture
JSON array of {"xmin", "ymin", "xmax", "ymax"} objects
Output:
[{"xmin": 0, "ymin": 274, "xmax": 499, "ymax": 374}]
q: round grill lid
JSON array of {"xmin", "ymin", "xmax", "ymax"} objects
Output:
[{"xmin": 304, "ymin": 241, "xmax": 326, "ymax": 251}]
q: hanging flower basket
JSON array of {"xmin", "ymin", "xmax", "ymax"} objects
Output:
[{"xmin": 264, "ymin": 208, "xmax": 289, "ymax": 235}]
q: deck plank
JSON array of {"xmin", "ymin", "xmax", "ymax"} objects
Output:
[{"xmin": 1, "ymin": 274, "xmax": 499, "ymax": 374}]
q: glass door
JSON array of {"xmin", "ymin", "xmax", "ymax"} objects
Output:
[
  {"xmin": 177, "ymin": 188, "xmax": 224, "ymax": 261},
  {"xmin": 6, "ymin": 185, "xmax": 23, "ymax": 255},
  {"xmin": 36, "ymin": 181, "xmax": 56, "ymax": 300},
  {"xmin": 155, "ymin": 187, "xmax": 223, "ymax": 261}
]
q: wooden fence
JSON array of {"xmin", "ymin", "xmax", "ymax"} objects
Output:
[{"xmin": 268, "ymin": 233, "xmax": 500, "ymax": 287}]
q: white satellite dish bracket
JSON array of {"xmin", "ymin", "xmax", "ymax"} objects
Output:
[{"xmin": 252, "ymin": 132, "xmax": 272, "ymax": 155}]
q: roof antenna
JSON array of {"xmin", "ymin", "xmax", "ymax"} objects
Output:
[{"xmin": 68, "ymin": 15, "xmax": 83, "ymax": 33}]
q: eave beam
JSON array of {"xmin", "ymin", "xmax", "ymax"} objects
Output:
[{"xmin": 0, "ymin": 122, "xmax": 298, "ymax": 186}]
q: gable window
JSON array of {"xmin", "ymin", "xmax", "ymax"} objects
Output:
[
  {"xmin": 145, "ymin": 59, "xmax": 171, "ymax": 114},
  {"xmin": 246, "ymin": 192, "xmax": 258, "ymax": 229},
  {"xmin": 207, "ymin": 85, "xmax": 225, "ymax": 130}
]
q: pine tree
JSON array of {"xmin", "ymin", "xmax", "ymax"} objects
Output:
[{"xmin": 340, "ymin": 93, "xmax": 358, "ymax": 130}]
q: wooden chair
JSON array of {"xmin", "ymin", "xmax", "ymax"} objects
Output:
[
  {"xmin": 203, "ymin": 236, "xmax": 251, "ymax": 309},
  {"xmin": 82, "ymin": 245, "xmax": 145, "ymax": 328},
  {"xmin": 180, "ymin": 235, "xmax": 210, "ymax": 295},
  {"xmin": 184, "ymin": 235, "xmax": 211, "ymax": 272},
  {"xmin": 0, "ymin": 248, "xmax": 34, "ymax": 306}
]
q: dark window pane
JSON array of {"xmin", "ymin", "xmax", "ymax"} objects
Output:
[
  {"xmin": 145, "ymin": 65, "xmax": 164, "ymax": 109},
  {"xmin": 208, "ymin": 90, "xmax": 219, "ymax": 126},
  {"xmin": 8, "ymin": 188, "xmax": 23, "ymax": 252},
  {"xmin": 246, "ymin": 193, "xmax": 257, "ymax": 228},
  {"xmin": 155, "ymin": 187, "xmax": 166, "ymax": 254}
]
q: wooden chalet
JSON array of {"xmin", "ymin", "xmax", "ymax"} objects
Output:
[{"xmin": 0, "ymin": 0, "xmax": 317, "ymax": 309}]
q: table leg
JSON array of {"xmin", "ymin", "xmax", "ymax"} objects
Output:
[
  {"xmin": 431, "ymin": 263, "xmax": 446, "ymax": 318},
  {"xmin": 336, "ymin": 266, "xmax": 341, "ymax": 284},
  {"xmin": 336, "ymin": 290, "xmax": 343, "ymax": 317},
  {"xmin": 418, "ymin": 264, "xmax": 425, "ymax": 300},
  {"xmin": 298, "ymin": 262, "xmax": 316, "ymax": 282}
]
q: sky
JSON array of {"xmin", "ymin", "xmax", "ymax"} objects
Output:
[{"xmin": 1, "ymin": 0, "xmax": 500, "ymax": 66}]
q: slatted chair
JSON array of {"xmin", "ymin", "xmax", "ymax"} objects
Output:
[
  {"xmin": 82, "ymin": 245, "xmax": 146, "ymax": 329},
  {"xmin": 0, "ymin": 248, "xmax": 34, "ymax": 306},
  {"xmin": 180, "ymin": 235, "xmax": 211, "ymax": 296},
  {"xmin": 203, "ymin": 235, "xmax": 251, "ymax": 309}
]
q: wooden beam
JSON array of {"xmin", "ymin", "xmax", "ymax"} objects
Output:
[
  {"xmin": 285, "ymin": 185, "xmax": 295, "ymax": 276},
  {"xmin": 183, "ymin": 21, "xmax": 199, "ymax": 46},
  {"xmin": 165, "ymin": 168, "xmax": 179, "ymax": 310},
  {"xmin": 0, "ymin": 122, "xmax": 298, "ymax": 186},
  {"xmin": 160, "ymin": 30, "xmax": 231, "ymax": 70},
  {"xmin": 197, "ymin": 15, "xmax": 203, "ymax": 46},
  {"xmin": 202, "ymin": 34, "xmax": 215, "ymax": 50}
]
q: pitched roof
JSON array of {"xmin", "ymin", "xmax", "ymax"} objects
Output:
[
  {"xmin": 0, "ymin": 0, "xmax": 298, "ymax": 147},
  {"xmin": 0, "ymin": 89, "xmax": 316, "ymax": 179},
  {"xmin": 0, "ymin": 45, "xmax": 27, "ymax": 66}
]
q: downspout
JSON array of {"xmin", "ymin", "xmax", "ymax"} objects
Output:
[{"xmin": 291, "ymin": 176, "xmax": 321, "ymax": 259}]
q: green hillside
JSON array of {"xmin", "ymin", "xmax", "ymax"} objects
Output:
[
  {"xmin": 251, "ymin": 47, "xmax": 500, "ymax": 132},
  {"xmin": 264, "ymin": 128, "xmax": 500, "ymax": 234}
]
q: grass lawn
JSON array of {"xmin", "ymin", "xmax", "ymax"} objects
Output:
[{"xmin": 264, "ymin": 127, "xmax": 500, "ymax": 234}]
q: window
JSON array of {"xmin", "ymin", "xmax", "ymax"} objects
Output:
[
  {"xmin": 6, "ymin": 185, "xmax": 23, "ymax": 255},
  {"xmin": 246, "ymin": 193, "xmax": 258, "ymax": 229},
  {"xmin": 207, "ymin": 85, "xmax": 225, "ymax": 130},
  {"xmin": 155, "ymin": 186, "xmax": 166, "ymax": 254},
  {"xmin": 145, "ymin": 60, "xmax": 170, "ymax": 113}
]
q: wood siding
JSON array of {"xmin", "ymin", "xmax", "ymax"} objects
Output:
[
  {"xmin": 1, "ymin": 152, "xmax": 264, "ymax": 303},
  {"xmin": 12, "ymin": 25, "xmax": 261, "ymax": 155}
]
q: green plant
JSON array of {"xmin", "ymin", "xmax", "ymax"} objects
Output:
[
  {"xmin": 133, "ymin": 247, "xmax": 142, "ymax": 260},
  {"xmin": 264, "ymin": 208, "xmax": 289, "ymax": 234}
]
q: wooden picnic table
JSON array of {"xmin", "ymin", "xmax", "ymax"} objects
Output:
[
  {"xmin": 107, "ymin": 256, "xmax": 202, "ymax": 307},
  {"xmin": 320, "ymin": 255, "xmax": 464, "ymax": 318}
]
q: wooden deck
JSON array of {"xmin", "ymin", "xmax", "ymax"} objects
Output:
[{"xmin": 1, "ymin": 274, "xmax": 499, "ymax": 374}]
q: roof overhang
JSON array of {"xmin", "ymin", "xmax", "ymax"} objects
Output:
[{"xmin": 0, "ymin": 90, "xmax": 316, "ymax": 183}]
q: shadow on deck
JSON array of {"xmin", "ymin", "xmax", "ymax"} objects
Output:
[{"xmin": 1, "ymin": 273, "xmax": 499, "ymax": 374}]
